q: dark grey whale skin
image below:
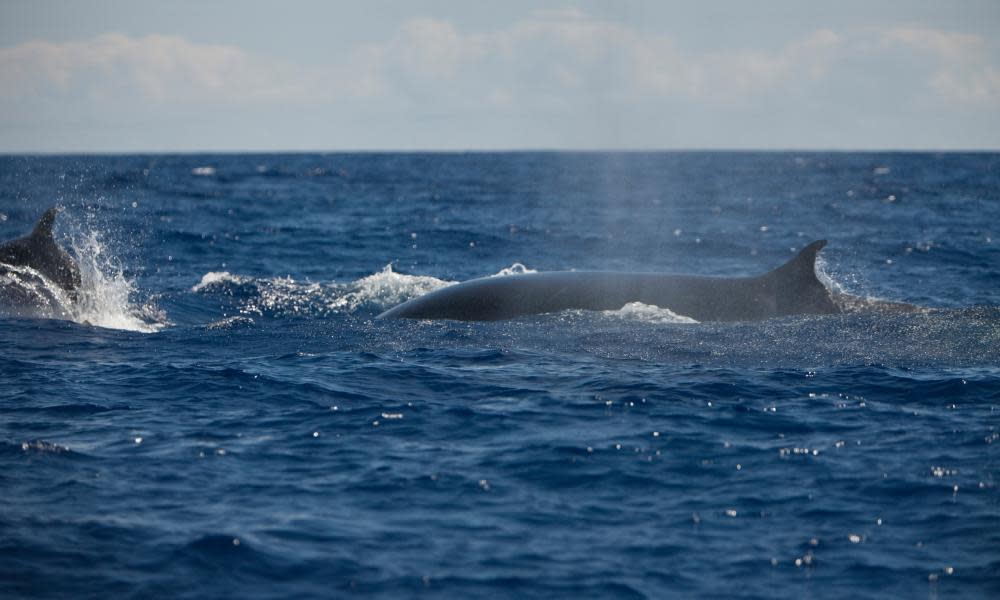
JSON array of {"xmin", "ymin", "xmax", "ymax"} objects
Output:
[
  {"xmin": 0, "ymin": 207, "xmax": 81, "ymax": 298},
  {"xmin": 378, "ymin": 240, "xmax": 840, "ymax": 322}
]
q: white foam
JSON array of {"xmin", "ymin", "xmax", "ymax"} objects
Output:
[
  {"xmin": 191, "ymin": 271, "xmax": 247, "ymax": 292},
  {"xmin": 490, "ymin": 263, "xmax": 537, "ymax": 277},
  {"xmin": 603, "ymin": 302, "xmax": 699, "ymax": 324},
  {"xmin": 191, "ymin": 166, "xmax": 216, "ymax": 176},
  {"xmin": 328, "ymin": 264, "xmax": 452, "ymax": 311},
  {"xmin": 0, "ymin": 263, "xmax": 73, "ymax": 319}
]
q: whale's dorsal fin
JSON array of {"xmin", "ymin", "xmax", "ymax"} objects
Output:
[
  {"xmin": 1, "ymin": 206, "xmax": 81, "ymax": 297},
  {"xmin": 30, "ymin": 207, "xmax": 61, "ymax": 242},
  {"xmin": 768, "ymin": 239, "xmax": 827, "ymax": 281},
  {"xmin": 763, "ymin": 239, "xmax": 839, "ymax": 315}
]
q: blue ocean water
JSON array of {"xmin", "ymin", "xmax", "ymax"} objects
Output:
[{"xmin": 1, "ymin": 152, "xmax": 998, "ymax": 598}]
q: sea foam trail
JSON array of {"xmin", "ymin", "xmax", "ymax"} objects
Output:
[
  {"xmin": 192, "ymin": 264, "xmax": 455, "ymax": 318},
  {"xmin": 192, "ymin": 262, "xmax": 551, "ymax": 319}
]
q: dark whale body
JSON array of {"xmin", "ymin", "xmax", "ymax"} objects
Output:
[
  {"xmin": 378, "ymin": 240, "xmax": 839, "ymax": 322},
  {"xmin": 0, "ymin": 207, "xmax": 81, "ymax": 298}
]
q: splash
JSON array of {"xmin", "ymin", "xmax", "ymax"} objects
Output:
[
  {"xmin": 0, "ymin": 227, "xmax": 166, "ymax": 332},
  {"xmin": 65, "ymin": 229, "xmax": 167, "ymax": 332},
  {"xmin": 815, "ymin": 254, "xmax": 848, "ymax": 297}
]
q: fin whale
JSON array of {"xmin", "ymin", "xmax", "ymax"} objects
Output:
[
  {"xmin": 0, "ymin": 207, "xmax": 81, "ymax": 299},
  {"xmin": 378, "ymin": 240, "xmax": 840, "ymax": 322}
]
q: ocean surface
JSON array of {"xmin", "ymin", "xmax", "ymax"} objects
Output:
[{"xmin": 1, "ymin": 152, "xmax": 998, "ymax": 599}]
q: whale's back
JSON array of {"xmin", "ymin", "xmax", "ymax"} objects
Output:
[{"xmin": 378, "ymin": 240, "xmax": 839, "ymax": 322}]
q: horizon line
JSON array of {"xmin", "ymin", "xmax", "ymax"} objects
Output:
[{"xmin": 2, "ymin": 147, "xmax": 999, "ymax": 157}]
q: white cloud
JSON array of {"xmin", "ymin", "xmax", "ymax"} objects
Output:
[
  {"xmin": 350, "ymin": 12, "xmax": 846, "ymax": 110},
  {"xmin": 2, "ymin": 16, "xmax": 994, "ymax": 109},
  {"xmin": 0, "ymin": 10, "xmax": 997, "ymax": 150},
  {"xmin": 0, "ymin": 32, "xmax": 320, "ymax": 103},
  {"xmin": 882, "ymin": 26, "xmax": 1000, "ymax": 104},
  {"xmin": 883, "ymin": 27, "xmax": 985, "ymax": 61}
]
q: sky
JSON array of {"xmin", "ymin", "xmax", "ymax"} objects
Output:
[{"xmin": 1, "ymin": 0, "xmax": 998, "ymax": 152}]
